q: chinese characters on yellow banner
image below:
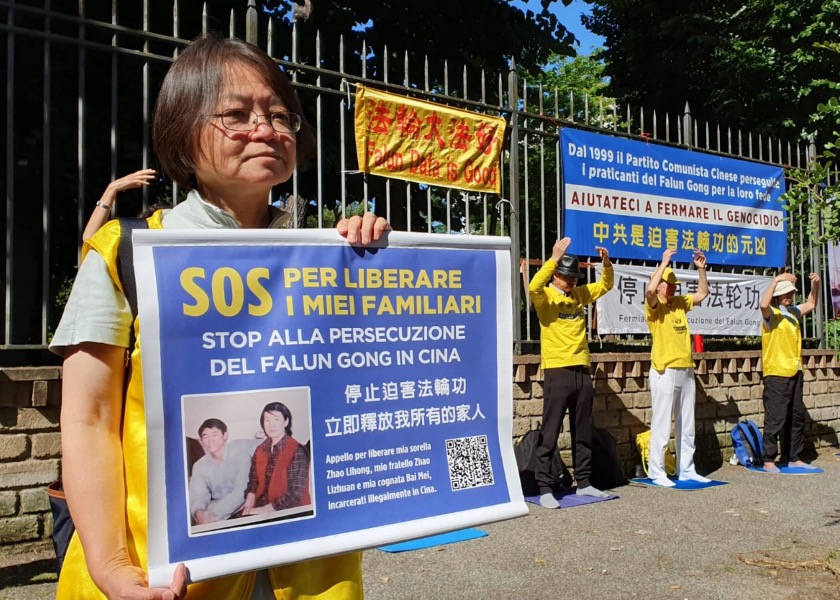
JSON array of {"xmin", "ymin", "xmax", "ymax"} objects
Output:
[{"xmin": 354, "ymin": 84, "xmax": 506, "ymax": 193}]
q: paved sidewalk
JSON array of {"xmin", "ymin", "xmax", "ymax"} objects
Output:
[
  {"xmin": 3, "ymin": 450, "xmax": 839, "ymax": 599},
  {"xmin": 363, "ymin": 448, "xmax": 840, "ymax": 600}
]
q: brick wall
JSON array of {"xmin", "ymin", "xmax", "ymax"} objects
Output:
[
  {"xmin": 513, "ymin": 349, "xmax": 840, "ymax": 475},
  {"xmin": 0, "ymin": 367, "xmax": 61, "ymax": 553}
]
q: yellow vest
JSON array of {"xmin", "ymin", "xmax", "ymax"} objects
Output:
[
  {"xmin": 57, "ymin": 213, "xmax": 362, "ymax": 600},
  {"xmin": 761, "ymin": 305, "xmax": 802, "ymax": 377},
  {"xmin": 645, "ymin": 295, "xmax": 694, "ymax": 371}
]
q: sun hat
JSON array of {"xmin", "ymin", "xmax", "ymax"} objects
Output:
[{"xmin": 772, "ymin": 279, "xmax": 797, "ymax": 297}]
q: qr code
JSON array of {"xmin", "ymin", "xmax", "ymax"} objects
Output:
[{"xmin": 445, "ymin": 435, "xmax": 494, "ymax": 491}]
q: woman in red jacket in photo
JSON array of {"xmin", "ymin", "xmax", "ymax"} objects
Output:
[{"xmin": 242, "ymin": 402, "xmax": 311, "ymax": 514}]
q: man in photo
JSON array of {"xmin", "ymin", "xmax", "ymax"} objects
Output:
[{"xmin": 189, "ymin": 418, "xmax": 253, "ymax": 524}]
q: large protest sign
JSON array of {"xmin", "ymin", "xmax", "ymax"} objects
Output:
[
  {"xmin": 354, "ymin": 84, "xmax": 506, "ymax": 193},
  {"xmin": 562, "ymin": 128, "xmax": 786, "ymax": 267},
  {"xmin": 595, "ymin": 264, "xmax": 771, "ymax": 335},
  {"xmin": 133, "ymin": 229, "xmax": 525, "ymax": 586}
]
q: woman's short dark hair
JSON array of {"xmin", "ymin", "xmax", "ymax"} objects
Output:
[
  {"xmin": 260, "ymin": 402, "xmax": 293, "ymax": 437},
  {"xmin": 153, "ymin": 33, "xmax": 315, "ymax": 190}
]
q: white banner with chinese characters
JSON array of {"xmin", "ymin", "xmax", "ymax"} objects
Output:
[{"xmin": 595, "ymin": 264, "xmax": 772, "ymax": 336}]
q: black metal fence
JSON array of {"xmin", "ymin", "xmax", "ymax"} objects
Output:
[{"xmin": 1, "ymin": 0, "xmax": 833, "ymax": 357}]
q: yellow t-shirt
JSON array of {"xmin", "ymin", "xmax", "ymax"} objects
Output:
[
  {"xmin": 645, "ymin": 294, "xmax": 694, "ymax": 371},
  {"xmin": 761, "ymin": 305, "xmax": 802, "ymax": 377},
  {"xmin": 528, "ymin": 259, "xmax": 613, "ymax": 369}
]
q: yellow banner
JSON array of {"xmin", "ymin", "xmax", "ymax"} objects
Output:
[{"xmin": 354, "ymin": 84, "xmax": 506, "ymax": 193}]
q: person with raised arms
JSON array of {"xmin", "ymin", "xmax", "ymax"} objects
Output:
[
  {"xmin": 528, "ymin": 237, "xmax": 614, "ymax": 507},
  {"xmin": 644, "ymin": 248, "xmax": 709, "ymax": 487}
]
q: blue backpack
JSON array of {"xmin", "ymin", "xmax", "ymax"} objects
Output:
[{"xmin": 730, "ymin": 420, "xmax": 764, "ymax": 467}]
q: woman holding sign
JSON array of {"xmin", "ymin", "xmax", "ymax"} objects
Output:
[{"xmin": 51, "ymin": 34, "xmax": 387, "ymax": 600}]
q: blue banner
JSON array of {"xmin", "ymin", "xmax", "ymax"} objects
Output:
[
  {"xmin": 561, "ymin": 128, "xmax": 787, "ymax": 267},
  {"xmin": 134, "ymin": 229, "xmax": 524, "ymax": 585}
]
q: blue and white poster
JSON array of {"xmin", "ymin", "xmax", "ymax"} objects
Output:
[
  {"xmin": 133, "ymin": 228, "xmax": 525, "ymax": 586},
  {"xmin": 561, "ymin": 128, "xmax": 787, "ymax": 267}
]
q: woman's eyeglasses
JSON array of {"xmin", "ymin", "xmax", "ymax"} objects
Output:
[{"xmin": 211, "ymin": 109, "xmax": 302, "ymax": 133}]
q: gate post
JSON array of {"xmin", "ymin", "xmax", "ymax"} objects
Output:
[
  {"xmin": 807, "ymin": 137, "xmax": 825, "ymax": 346},
  {"xmin": 507, "ymin": 61, "xmax": 522, "ymax": 352}
]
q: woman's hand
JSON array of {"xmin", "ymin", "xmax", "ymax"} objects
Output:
[
  {"xmin": 243, "ymin": 503, "xmax": 274, "ymax": 516},
  {"xmin": 102, "ymin": 560, "xmax": 187, "ymax": 600},
  {"xmin": 106, "ymin": 169, "xmax": 157, "ymax": 194},
  {"xmin": 336, "ymin": 212, "xmax": 390, "ymax": 245},
  {"xmin": 692, "ymin": 249, "xmax": 707, "ymax": 270},
  {"xmin": 240, "ymin": 493, "xmax": 256, "ymax": 515},
  {"xmin": 660, "ymin": 247, "xmax": 676, "ymax": 266}
]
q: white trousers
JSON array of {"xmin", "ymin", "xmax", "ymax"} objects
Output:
[{"xmin": 648, "ymin": 367, "xmax": 697, "ymax": 479}]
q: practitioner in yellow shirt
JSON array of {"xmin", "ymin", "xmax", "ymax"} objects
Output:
[
  {"xmin": 528, "ymin": 237, "xmax": 613, "ymax": 507},
  {"xmin": 759, "ymin": 272, "xmax": 821, "ymax": 472},
  {"xmin": 645, "ymin": 248, "xmax": 709, "ymax": 487}
]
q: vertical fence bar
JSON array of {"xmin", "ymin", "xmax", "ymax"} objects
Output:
[
  {"xmin": 807, "ymin": 137, "xmax": 824, "ymax": 343},
  {"xmin": 77, "ymin": 1, "xmax": 86, "ymax": 261},
  {"xmin": 404, "ymin": 50, "xmax": 411, "ymax": 231},
  {"xmin": 423, "ymin": 56, "xmax": 432, "ymax": 232},
  {"xmin": 339, "ymin": 35, "xmax": 348, "ymax": 222},
  {"xmin": 316, "ymin": 30, "xmax": 323, "ymax": 226},
  {"xmin": 522, "ymin": 78, "xmax": 530, "ymax": 339},
  {"xmin": 497, "ymin": 72, "xmax": 505, "ymax": 237},
  {"xmin": 110, "ymin": 0, "xmax": 118, "ymax": 183},
  {"xmin": 538, "ymin": 83, "xmax": 546, "ymax": 263},
  {"xmin": 171, "ymin": 0, "xmax": 181, "ymax": 203},
  {"xmin": 443, "ymin": 58, "xmax": 450, "ymax": 232},
  {"xmin": 554, "ymin": 89, "xmax": 561, "ymax": 238},
  {"xmin": 507, "ymin": 61, "xmax": 521, "ymax": 350},
  {"xmin": 383, "ymin": 45, "xmax": 392, "ymax": 223},
  {"xmin": 291, "ymin": 19, "xmax": 300, "ymax": 221},
  {"xmin": 41, "ymin": 0, "xmax": 53, "ymax": 343},
  {"xmin": 142, "ymin": 0, "xmax": 150, "ymax": 211},
  {"xmin": 246, "ymin": 0, "xmax": 257, "ymax": 44},
  {"xmin": 4, "ymin": 0, "xmax": 15, "ymax": 344}
]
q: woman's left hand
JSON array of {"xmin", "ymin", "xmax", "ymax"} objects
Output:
[{"xmin": 336, "ymin": 212, "xmax": 390, "ymax": 245}]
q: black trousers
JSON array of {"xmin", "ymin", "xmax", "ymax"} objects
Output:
[
  {"xmin": 534, "ymin": 366, "xmax": 594, "ymax": 492},
  {"xmin": 761, "ymin": 372, "xmax": 805, "ymax": 463}
]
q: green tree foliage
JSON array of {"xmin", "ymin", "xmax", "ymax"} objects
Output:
[
  {"xmin": 264, "ymin": 0, "xmax": 577, "ymax": 78},
  {"xmin": 782, "ymin": 44, "xmax": 840, "ymax": 245},
  {"xmin": 583, "ymin": 0, "xmax": 840, "ymax": 144}
]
